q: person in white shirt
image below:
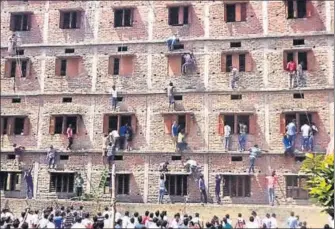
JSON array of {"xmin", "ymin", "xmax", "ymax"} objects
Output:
[
  {"xmin": 246, "ymin": 216, "xmax": 259, "ymax": 229},
  {"xmin": 127, "ymin": 218, "xmax": 136, "ymax": 229},
  {"xmin": 301, "ymin": 123, "xmax": 311, "ymax": 151},
  {"xmin": 251, "ymin": 211, "xmax": 262, "ymax": 228},
  {"xmin": 72, "ymin": 218, "xmax": 86, "ymax": 229},
  {"xmin": 224, "ymin": 123, "xmax": 231, "ymax": 151},
  {"xmin": 103, "ymin": 214, "xmax": 112, "ymax": 229},
  {"xmin": 309, "ymin": 122, "xmax": 318, "ymax": 152},
  {"xmin": 229, "ymin": 66, "xmax": 239, "ymax": 89},
  {"xmin": 115, "ymin": 212, "xmax": 122, "ymax": 223},
  {"xmin": 122, "ymin": 211, "xmax": 130, "ymax": 228},
  {"xmin": 4, "ymin": 210, "xmax": 14, "ymax": 222},
  {"xmin": 262, "ymin": 213, "xmax": 272, "ymax": 229},
  {"xmin": 270, "ymin": 213, "xmax": 278, "ymax": 229},
  {"xmin": 38, "ymin": 214, "xmax": 49, "ymax": 229},
  {"xmin": 184, "ymin": 158, "xmax": 197, "ymax": 173},
  {"xmin": 110, "ymin": 85, "xmax": 118, "ymax": 110},
  {"xmin": 102, "ymin": 207, "xmax": 111, "ymax": 218},
  {"xmin": 109, "ymin": 130, "xmax": 120, "ymax": 151},
  {"xmin": 82, "ymin": 213, "xmax": 93, "ymax": 229},
  {"xmin": 46, "ymin": 217, "xmax": 56, "ymax": 229}
]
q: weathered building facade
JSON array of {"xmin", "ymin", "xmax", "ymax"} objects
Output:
[{"xmin": 0, "ymin": 0, "xmax": 334, "ymax": 205}]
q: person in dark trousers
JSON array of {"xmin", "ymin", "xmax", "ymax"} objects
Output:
[
  {"xmin": 74, "ymin": 173, "xmax": 84, "ymax": 199},
  {"xmin": 110, "ymin": 85, "xmax": 118, "ymax": 111},
  {"xmin": 283, "ymin": 133, "xmax": 294, "ymax": 156},
  {"xmin": 248, "ymin": 144, "xmax": 261, "ymax": 174},
  {"xmin": 66, "ymin": 124, "xmax": 74, "ymax": 150},
  {"xmin": 47, "ymin": 145, "xmax": 57, "ymax": 169},
  {"xmin": 166, "ymin": 82, "xmax": 175, "ymax": 111},
  {"xmin": 215, "ymin": 175, "xmax": 221, "ymax": 204},
  {"xmin": 106, "ymin": 143, "xmax": 114, "ymax": 168},
  {"xmin": 158, "ymin": 173, "xmax": 166, "ymax": 204},
  {"xmin": 309, "ymin": 122, "xmax": 318, "ymax": 152},
  {"xmin": 24, "ymin": 166, "xmax": 34, "ymax": 199},
  {"xmin": 198, "ymin": 175, "xmax": 207, "ymax": 204},
  {"xmin": 13, "ymin": 144, "xmax": 24, "ymax": 167},
  {"xmin": 125, "ymin": 123, "xmax": 133, "ymax": 151},
  {"xmin": 119, "ymin": 123, "xmax": 127, "ymax": 150},
  {"xmin": 159, "ymin": 161, "xmax": 169, "ymax": 172}
]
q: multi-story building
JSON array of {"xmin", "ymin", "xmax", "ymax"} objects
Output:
[{"xmin": 0, "ymin": 0, "xmax": 333, "ymax": 205}]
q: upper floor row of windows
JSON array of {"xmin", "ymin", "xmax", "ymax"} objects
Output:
[{"xmin": 9, "ymin": 0, "xmax": 312, "ymax": 31}]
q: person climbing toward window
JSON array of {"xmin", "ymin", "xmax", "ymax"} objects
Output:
[
  {"xmin": 215, "ymin": 175, "xmax": 222, "ymax": 204},
  {"xmin": 125, "ymin": 123, "xmax": 133, "ymax": 151},
  {"xmin": 198, "ymin": 175, "xmax": 207, "ymax": 205},
  {"xmin": 13, "ymin": 143, "xmax": 25, "ymax": 168},
  {"xmin": 309, "ymin": 122, "xmax": 318, "ymax": 152},
  {"xmin": 8, "ymin": 33, "xmax": 18, "ymax": 55},
  {"xmin": 283, "ymin": 133, "xmax": 294, "ymax": 157},
  {"xmin": 171, "ymin": 121, "xmax": 179, "ymax": 150},
  {"xmin": 296, "ymin": 62, "xmax": 305, "ymax": 87},
  {"xmin": 159, "ymin": 161, "xmax": 169, "ymax": 172},
  {"xmin": 229, "ymin": 66, "xmax": 239, "ymax": 89},
  {"xmin": 109, "ymin": 129, "xmax": 120, "ymax": 151},
  {"xmin": 286, "ymin": 59, "xmax": 297, "ymax": 89},
  {"xmin": 24, "ymin": 165, "xmax": 34, "ymax": 199},
  {"xmin": 286, "ymin": 119, "xmax": 297, "ymax": 151},
  {"xmin": 301, "ymin": 122, "xmax": 311, "ymax": 151},
  {"xmin": 182, "ymin": 52, "xmax": 195, "ymax": 75},
  {"xmin": 66, "ymin": 124, "xmax": 73, "ymax": 150},
  {"xmin": 106, "ymin": 143, "xmax": 114, "ymax": 168},
  {"xmin": 177, "ymin": 129, "xmax": 187, "ymax": 153},
  {"xmin": 166, "ymin": 82, "xmax": 175, "ymax": 111},
  {"xmin": 248, "ymin": 144, "xmax": 261, "ymax": 174},
  {"xmin": 110, "ymin": 85, "xmax": 118, "ymax": 111},
  {"xmin": 47, "ymin": 145, "xmax": 57, "ymax": 169},
  {"xmin": 238, "ymin": 122, "xmax": 247, "ymax": 152},
  {"xmin": 166, "ymin": 35, "xmax": 179, "ymax": 51}
]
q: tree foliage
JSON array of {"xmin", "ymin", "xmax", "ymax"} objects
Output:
[{"xmin": 300, "ymin": 153, "xmax": 334, "ymax": 216}]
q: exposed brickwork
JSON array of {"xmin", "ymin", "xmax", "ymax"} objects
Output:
[{"xmin": 0, "ymin": 0, "xmax": 333, "ymax": 206}]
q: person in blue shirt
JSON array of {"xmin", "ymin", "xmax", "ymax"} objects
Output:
[
  {"xmin": 198, "ymin": 175, "xmax": 207, "ymax": 204},
  {"xmin": 171, "ymin": 121, "xmax": 179, "ymax": 151},
  {"xmin": 119, "ymin": 124, "xmax": 127, "ymax": 150},
  {"xmin": 53, "ymin": 211, "xmax": 63, "ymax": 229},
  {"xmin": 283, "ymin": 134, "xmax": 294, "ymax": 157}
]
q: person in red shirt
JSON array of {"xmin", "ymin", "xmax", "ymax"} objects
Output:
[
  {"xmin": 266, "ymin": 170, "xmax": 278, "ymax": 206},
  {"xmin": 66, "ymin": 124, "xmax": 73, "ymax": 150},
  {"xmin": 286, "ymin": 60, "xmax": 297, "ymax": 88}
]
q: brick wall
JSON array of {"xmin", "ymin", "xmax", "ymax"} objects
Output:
[{"xmin": 0, "ymin": 0, "xmax": 333, "ymax": 205}]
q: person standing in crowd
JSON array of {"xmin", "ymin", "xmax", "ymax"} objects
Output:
[
  {"xmin": 47, "ymin": 145, "xmax": 57, "ymax": 169},
  {"xmin": 110, "ymin": 85, "xmax": 118, "ymax": 111},
  {"xmin": 238, "ymin": 122, "xmax": 247, "ymax": 152},
  {"xmin": 166, "ymin": 82, "xmax": 175, "ymax": 111},
  {"xmin": 286, "ymin": 59, "xmax": 297, "ymax": 88},
  {"xmin": 270, "ymin": 213, "xmax": 278, "ymax": 229},
  {"xmin": 24, "ymin": 166, "xmax": 34, "ymax": 199},
  {"xmin": 249, "ymin": 144, "xmax": 261, "ymax": 174},
  {"xmin": 158, "ymin": 173, "xmax": 166, "ymax": 204},
  {"xmin": 301, "ymin": 122, "xmax": 311, "ymax": 151},
  {"xmin": 286, "ymin": 119, "xmax": 297, "ymax": 151},
  {"xmin": 235, "ymin": 213, "xmax": 246, "ymax": 229},
  {"xmin": 74, "ymin": 173, "xmax": 84, "ymax": 200},
  {"xmin": 309, "ymin": 122, "xmax": 318, "ymax": 152},
  {"xmin": 119, "ymin": 123, "xmax": 127, "ymax": 150},
  {"xmin": 199, "ymin": 175, "xmax": 207, "ymax": 204},
  {"xmin": 262, "ymin": 213, "xmax": 272, "ymax": 229},
  {"xmin": 215, "ymin": 175, "xmax": 221, "ymax": 204},
  {"xmin": 287, "ymin": 212, "xmax": 298, "ymax": 229},
  {"xmin": 125, "ymin": 123, "xmax": 133, "ymax": 151},
  {"xmin": 224, "ymin": 122, "xmax": 231, "ymax": 151},
  {"xmin": 13, "ymin": 143, "xmax": 25, "ymax": 167},
  {"xmin": 246, "ymin": 216, "xmax": 259, "ymax": 229},
  {"xmin": 66, "ymin": 124, "xmax": 74, "ymax": 150},
  {"xmin": 251, "ymin": 211, "xmax": 262, "ymax": 228},
  {"xmin": 71, "ymin": 217, "xmax": 85, "ymax": 229},
  {"xmin": 266, "ymin": 170, "xmax": 278, "ymax": 206},
  {"xmin": 172, "ymin": 121, "xmax": 179, "ymax": 150}
]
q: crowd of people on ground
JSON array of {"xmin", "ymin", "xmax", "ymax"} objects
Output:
[{"xmin": 1, "ymin": 206, "xmax": 333, "ymax": 229}]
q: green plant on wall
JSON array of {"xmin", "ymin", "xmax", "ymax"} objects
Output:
[{"xmin": 300, "ymin": 153, "xmax": 334, "ymax": 217}]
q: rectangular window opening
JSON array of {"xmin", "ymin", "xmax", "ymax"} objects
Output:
[
  {"xmin": 293, "ymin": 93, "xmax": 304, "ymax": 99},
  {"xmin": 66, "ymin": 116, "xmax": 77, "ymax": 134},
  {"xmin": 174, "ymin": 95, "xmax": 183, "ymax": 101},
  {"xmin": 117, "ymin": 174, "xmax": 130, "ymax": 195},
  {"xmin": 10, "ymin": 61, "xmax": 17, "ymax": 78},
  {"xmin": 223, "ymin": 175, "xmax": 251, "ymax": 197},
  {"xmin": 293, "ymin": 39, "xmax": 305, "ymax": 46},
  {"xmin": 117, "ymin": 46, "xmax": 128, "ymax": 52},
  {"xmin": 298, "ymin": 52, "xmax": 308, "ymax": 70},
  {"xmin": 177, "ymin": 115, "xmax": 186, "ymax": 132},
  {"xmin": 237, "ymin": 115, "xmax": 250, "ymax": 134},
  {"xmin": 65, "ymin": 49, "xmax": 75, "ymax": 54},
  {"xmin": 114, "ymin": 155, "xmax": 124, "ymax": 161},
  {"xmin": 12, "ymin": 98, "xmax": 21, "ymax": 103},
  {"xmin": 61, "ymin": 11, "xmax": 80, "ymax": 29},
  {"xmin": 295, "ymin": 156, "xmax": 306, "ymax": 162},
  {"xmin": 286, "ymin": 175, "xmax": 309, "ymax": 199},
  {"xmin": 60, "ymin": 59, "xmax": 67, "ymax": 76},
  {"xmin": 171, "ymin": 156, "xmax": 182, "ymax": 161},
  {"xmin": 108, "ymin": 116, "xmax": 118, "ymax": 132},
  {"xmin": 231, "ymin": 156, "xmax": 243, "ymax": 162},
  {"xmin": 226, "ymin": 55, "xmax": 232, "ymax": 72},
  {"xmin": 1, "ymin": 117, "xmax": 9, "ymax": 135},
  {"xmin": 49, "ymin": 173, "xmax": 75, "ymax": 193},
  {"xmin": 239, "ymin": 54, "xmax": 246, "ymax": 72},
  {"xmin": 112, "ymin": 58, "xmax": 120, "ymax": 75},
  {"xmin": 16, "ymin": 50, "xmax": 24, "ymax": 55},
  {"xmin": 0, "ymin": 172, "xmax": 22, "ymax": 191},
  {"xmin": 54, "ymin": 117, "xmax": 64, "ymax": 134},
  {"xmin": 60, "ymin": 155, "xmax": 69, "ymax": 160},
  {"xmin": 168, "ymin": 7, "xmax": 180, "ymax": 25},
  {"xmin": 231, "ymin": 94, "xmax": 242, "ymax": 100},
  {"xmin": 117, "ymin": 97, "xmax": 123, "ymax": 102},
  {"xmin": 230, "ymin": 42, "xmax": 241, "ymax": 48},
  {"xmin": 120, "ymin": 115, "xmax": 131, "ymax": 126},
  {"xmin": 11, "ymin": 14, "xmax": 30, "ymax": 31},
  {"xmin": 226, "ymin": 4, "xmax": 236, "ymax": 22},
  {"xmin": 224, "ymin": 115, "xmax": 235, "ymax": 134},
  {"xmin": 7, "ymin": 154, "xmax": 16, "ymax": 160},
  {"xmin": 14, "ymin": 117, "xmax": 25, "ymax": 135},
  {"xmin": 114, "ymin": 9, "xmax": 133, "ymax": 27},
  {"xmin": 166, "ymin": 175, "xmax": 188, "ymax": 196},
  {"xmin": 62, "ymin": 97, "xmax": 72, "ymax": 103}
]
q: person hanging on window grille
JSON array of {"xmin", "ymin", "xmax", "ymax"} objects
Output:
[
  {"xmin": 283, "ymin": 133, "xmax": 294, "ymax": 157},
  {"xmin": 110, "ymin": 85, "xmax": 118, "ymax": 111},
  {"xmin": 74, "ymin": 173, "xmax": 84, "ymax": 200},
  {"xmin": 184, "ymin": 158, "xmax": 197, "ymax": 174},
  {"xmin": 296, "ymin": 62, "xmax": 305, "ymax": 87},
  {"xmin": 286, "ymin": 59, "xmax": 297, "ymax": 89},
  {"xmin": 13, "ymin": 143, "xmax": 25, "ymax": 167},
  {"xmin": 309, "ymin": 122, "xmax": 318, "ymax": 152},
  {"xmin": 286, "ymin": 119, "xmax": 297, "ymax": 151},
  {"xmin": 248, "ymin": 144, "xmax": 261, "ymax": 174},
  {"xmin": 125, "ymin": 123, "xmax": 133, "ymax": 151},
  {"xmin": 238, "ymin": 122, "xmax": 247, "ymax": 152},
  {"xmin": 215, "ymin": 175, "xmax": 222, "ymax": 204},
  {"xmin": 177, "ymin": 129, "xmax": 187, "ymax": 153},
  {"xmin": 23, "ymin": 166, "xmax": 34, "ymax": 199},
  {"xmin": 166, "ymin": 35, "xmax": 179, "ymax": 51},
  {"xmin": 106, "ymin": 143, "xmax": 114, "ymax": 168},
  {"xmin": 159, "ymin": 161, "xmax": 169, "ymax": 172},
  {"xmin": 66, "ymin": 124, "xmax": 74, "ymax": 150},
  {"xmin": 182, "ymin": 53, "xmax": 195, "ymax": 75},
  {"xmin": 166, "ymin": 82, "xmax": 175, "ymax": 111},
  {"xmin": 198, "ymin": 175, "xmax": 207, "ymax": 205},
  {"xmin": 46, "ymin": 145, "xmax": 57, "ymax": 169},
  {"xmin": 7, "ymin": 33, "xmax": 18, "ymax": 56},
  {"xmin": 229, "ymin": 66, "xmax": 239, "ymax": 89},
  {"xmin": 224, "ymin": 122, "xmax": 232, "ymax": 151},
  {"xmin": 300, "ymin": 122, "xmax": 311, "ymax": 151},
  {"xmin": 109, "ymin": 129, "xmax": 120, "ymax": 151}
]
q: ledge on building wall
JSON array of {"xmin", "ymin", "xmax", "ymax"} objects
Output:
[
  {"xmin": 110, "ymin": 53, "xmax": 135, "ymax": 57},
  {"xmin": 59, "ymin": 7, "xmax": 84, "ymax": 12},
  {"xmin": 221, "ymin": 49, "xmax": 249, "ymax": 54},
  {"xmin": 283, "ymin": 47, "xmax": 313, "ymax": 52},
  {"xmin": 4, "ymin": 56, "xmax": 30, "ymax": 60},
  {"xmin": 161, "ymin": 111, "xmax": 194, "ymax": 115},
  {"xmin": 56, "ymin": 54, "xmax": 82, "ymax": 59}
]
